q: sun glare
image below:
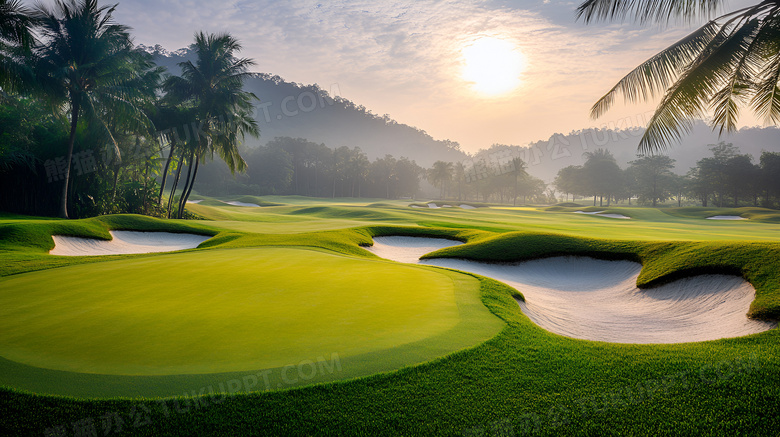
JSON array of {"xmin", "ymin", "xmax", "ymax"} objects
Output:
[{"xmin": 461, "ymin": 37, "xmax": 525, "ymax": 96}]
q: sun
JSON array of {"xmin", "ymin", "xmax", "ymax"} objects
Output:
[{"xmin": 461, "ymin": 37, "xmax": 526, "ymax": 96}]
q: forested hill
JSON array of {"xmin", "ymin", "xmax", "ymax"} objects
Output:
[
  {"xmin": 143, "ymin": 44, "xmax": 466, "ymax": 167},
  {"xmin": 145, "ymin": 44, "xmax": 780, "ymax": 178}
]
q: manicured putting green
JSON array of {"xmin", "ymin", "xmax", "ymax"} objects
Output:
[{"xmin": 0, "ymin": 247, "xmax": 469, "ymax": 376}]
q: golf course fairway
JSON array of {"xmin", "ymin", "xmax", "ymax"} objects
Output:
[
  {"xmin": 0, "ymin": 246, "xmax": 502, "ymax": 397},
  {"xmin": 2, "ymin": 202, "xmax": 779, "ymax": 435}
]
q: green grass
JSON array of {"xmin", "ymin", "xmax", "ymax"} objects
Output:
[
  {"xmin": 1, "ymin": 198, "xmax": 779, "ymax": 435},
  {"xmin": 181, "ymin": 195, "xmax": 780, "ymax": 241},
  {"xmin": 660, "ymin": 206, "xmax": 780, "ymax": 223},
  {"xmin": 0, "ymin": 247, "xmax": 502, "ymax": 398}
]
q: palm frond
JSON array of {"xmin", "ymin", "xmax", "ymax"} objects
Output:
[
  {"xmin": 590, "ymin": 19, "xmax": 720, "ymax": 118},
  {"xmin": 709, "ymin": 18, "xmax": 762, "ymax": 134},
  {"xmin": 577, "ymin": 0, "xmax": 726, "ymax": 24},
  {"xmin": 638, "ymin": 19, "xmax": 751, "ymax": 153}
]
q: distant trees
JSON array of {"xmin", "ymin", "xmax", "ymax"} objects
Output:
[
  {"xmin": 551, "ymin": 141, "xmax": 780, "ymax": 208},
  {"xmin": 626, "ymin": 155, "xmax": 676, "ymax": 207},
  {"xmin": 551, "ymin": 149, "xmax": 622, "ymax": 206},
  {"xmin": 193, "ymin": 137, "xmax": 424, "ymax": 199},
  {"xmin": 553, "ymin": 165, "xmax": 581, "ymax": 202},
  {"xmin": 428, "ymin": 161, "xmax": 454, "ymax": 199},
  {"xmin": 760, "ymin": 152, "xmax": 780, "ymax": 207},
  {"xmin": 691, "ymin": 142, "xmax": 762, "ymax": 208}
]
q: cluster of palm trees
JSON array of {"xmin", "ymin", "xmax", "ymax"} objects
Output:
[{"xmin": 0, "ymin": 0, "xmax": 257, "ymax": 218}]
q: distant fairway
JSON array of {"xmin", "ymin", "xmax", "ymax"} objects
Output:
[{"xmin": 185, "ymin": 197, "xmax": 780, "ymax": 241}]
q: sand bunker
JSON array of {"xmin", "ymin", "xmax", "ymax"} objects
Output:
[
  {"xmin": 459, "ymin": 205, "xmax": 476, "ymax": 209},
  {"xmin": 223, "ymin": 201, "xmax": 261, "ymax": 207},
  {"xmin": 186, "ymin": 199, "xmax": 202, "ymax": 204},
  {"xmin": 366, "ymin": 236, "xmax": 775, "ymax": 344},
  {"xmin": 574, "ymin": 210, "xmax": 630, "ymax": 219},
  {"xmin": 598, "ymin": 213, "xmax": 631, "ymax": 219},
  {"xmin": 707, "ymin": 215, "xmax": 746, "ymax": 220},
  {"xmin": 50, "ymin": 231, "xmax": 211, "ymax": 256},
  {"xmin": 427, "ymin": 203, "xmax": 440, "ymax": 209},
  {"xmin": 364, "ymin": 236, "xmax": 462, "ymax": 264}
]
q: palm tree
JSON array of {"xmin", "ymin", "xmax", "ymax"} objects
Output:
[
  {"xmin": 149, "ymin": 103, "xmax": 196, "ymax": 206},
  {"xmin": 31, "ymin": 0, "xmax": 153, "ymax": 218},
  {"xmin": 0, "ymin": 0, "xmax": 37, "ymax": 93},
  {"xmin": 511, "ymin": 157, "xmax": 528, "ymax": 206},
  {"xmin": 429, "ymin": 161, "xmax": 454, "ymax": 199},
  {"xmin": 0, "ymin": 0, "xmax": 34, "ymax": 47},
  {"xmin": 163, "ymin": 31, "xmax": 259, "ymax": 218},
  {"xmin": 578, "ymin": 1, "xmax": 780, "ymax": 153}
]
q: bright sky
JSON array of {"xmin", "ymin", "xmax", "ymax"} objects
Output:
[{"xmin": 101, "ymin": 0, "xmax": 757, "ymax": 153}]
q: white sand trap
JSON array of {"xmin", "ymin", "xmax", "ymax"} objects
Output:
[
  {"xmin": 410, "ymin": 205, "xmax": 424, "ymax": 209},
  {"xmin": 459, "ymin": 204, "xmax": 476, "ymax": 209},
  {"xmin": 442, "ymin": 205, "xmax": 453, "ymax": 208},
  {"xmin": 186, "ymin": 199, "xmax": 202, "ymax": 204},
  {"xmin": 364, "ymin": 236, "xmax": 462, "ymax": 264},
  {"xmin": 367, "ymin": 236, "xmax": 775, "ymax": 344},
  {"xmin": 50, "ymin": 231, "xmax": 211, "ymax": 256},
  {"xmin": 224, "ymin": 201, "xmax": 261, "ymax": 207},
  {"xmin": 707, "ymin": 215, "xmax": 746, "ymax": 220},
  {"xmin": 599, "ymin": 213, "xmax": 631, "ymax": 219},
  {"xmin": 574, "ymin": 210, "xmax": 630, "ymax": 219},
  {"xmin": 427, "ymin": 203, "xmax": 441, "ymax": 209}
]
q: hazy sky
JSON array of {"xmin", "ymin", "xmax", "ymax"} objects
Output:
[{"xmin": 103, "ymin": 0, "xmax": 756, "ymax": 153}]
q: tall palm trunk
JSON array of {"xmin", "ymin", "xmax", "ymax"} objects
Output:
[
  {"xmin": 166, "ymin": 155, "xmax": 183, "ymax": 218},
  {"xmin": 59, "ymin": 100, "xmax": 80, "ymax": 219},
  {"xmin": 179, "ymin": 154, "xmax": 199, "ymax": 218},
  {"xmin": 111, "ymin": 165, "xmax": 121, "ymax": 200},
  {"xmin": 158, "ymin": 137, "xmax": 176, "ymax": 205},
  {"xmin": 177, "ymin": 151, "xmax": 195, "ymax": 219}
]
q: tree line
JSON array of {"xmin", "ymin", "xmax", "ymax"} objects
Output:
[
  {"xmin": 554, "ymin": 143, "xmax": 780, "ymax": 208},
  {"xmin": 193, "ymin": 137, "xmax": 424, "ymax": 199}
]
